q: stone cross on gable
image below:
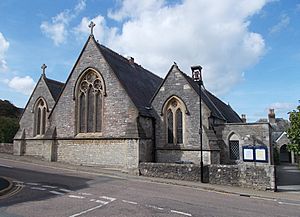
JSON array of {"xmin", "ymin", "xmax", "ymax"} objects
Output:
[
  {"xmin": 88, "ymin": 21, "xmax": 96, "ymax": 35},
  {"xmin": 41, "ymin": 64, "xmax": 47, "ymax": 76}
]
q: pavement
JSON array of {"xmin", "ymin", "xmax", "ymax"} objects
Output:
[
  {"xmin": 277, "ymin": 164, "xmax": 300, "ymax": 192},
  {"xmin": 0, "ymin": 153, "xmax": 299, "ymax": 203}
]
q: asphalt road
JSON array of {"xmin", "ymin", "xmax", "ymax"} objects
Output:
[{"xmin": 0, "ymin": 159, "xmax": 300, "ymax": 217}]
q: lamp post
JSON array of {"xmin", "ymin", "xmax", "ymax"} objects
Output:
[{"xmin": 191, "ymin": 65, "xmax": 204, "ymax": 183}]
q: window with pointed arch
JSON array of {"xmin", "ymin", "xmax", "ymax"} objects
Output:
[
  {"xmin": 164, "ymin": 97, "xmax": 186, "ymax": 145},
  {"xmin": 34, "ymin": 98, "xmax": 47, "ymax": 136},
  {"xmin": 76, "ymin": 70, "xmax": 105, "ymax": 133}
]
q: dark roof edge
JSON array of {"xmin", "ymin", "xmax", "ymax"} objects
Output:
[{"xmin": 44, "ymin": 76, "xmax": 65, "ymax": 101}]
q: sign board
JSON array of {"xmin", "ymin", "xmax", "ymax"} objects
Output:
[
  {"xmin": 243, "ymin": 146, "xmax": 254, "ymax": 162},
  {"xmin": 255, "ymin": 147, "xmax": 268, "ymax": 162},
  {"xmin": 242, "ymin": 146, "xmax": 268, "ymax": 163}
]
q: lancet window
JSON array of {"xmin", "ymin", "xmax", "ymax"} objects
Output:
[
  {"xmin": 77, "ymin": 70, "xmax": 104, "ymax": 133},
  {"xmin": 34, "ymin": 98, "xmax": 47, "ymax": 136}
]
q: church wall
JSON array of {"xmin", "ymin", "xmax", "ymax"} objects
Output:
[
  {"xmin": 151, "ymin": 66, "xmax": 213, "ymax": 164},
  {"xmin": 215, "ymin": 123, "xmax": 273, "ymax": 165},
  {"xmin": 22, "ymin": 139, "xmax": 53, "ymax": 161},
  {"xmin": 55, "ymin": 138, "xmax": 139, "ymax": 173},
  {"xmin": 15, "ymin": 77, "xmax": 55, "ymax": 139},
  {"xmin": 50, "ymin": 37, "xmax": 139, "ymax": 139},
  {"xmin": 139, "ymin": 139, "xmax": 153, "ymax": 162}
]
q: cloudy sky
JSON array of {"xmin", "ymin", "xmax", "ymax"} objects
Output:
[{"xmin": 0, "ymin": 0, "xmax": 299, "ymax": 122}]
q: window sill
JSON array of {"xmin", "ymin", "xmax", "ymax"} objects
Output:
[{"xmin": 75, "ymin": 132, "xmax": 103, "ymax": 138}]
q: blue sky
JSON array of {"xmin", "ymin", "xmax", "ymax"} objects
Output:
[{"xmin": 0, "ymin": 0, "xmax": 299, "ymax": 122}]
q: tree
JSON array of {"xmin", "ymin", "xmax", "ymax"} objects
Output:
[
  {"xmin": 287, "ymin": 103, "xmax": 300, "ymax": 159},
  {"xmin": 0, "ymin": 116, "xmax": 19, "ymax": 143}
]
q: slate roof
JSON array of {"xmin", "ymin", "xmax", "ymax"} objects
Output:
[
  {"xmin": 182, "ymin": 72, "xmax": 242, "ymax": 123},
  {"xmin": 97, "ymin": 43, "xmax": 163, "ymax": 116},
  {"xmin": 44, "ymin": 77, "xmax": 65, "ymax": 102}
]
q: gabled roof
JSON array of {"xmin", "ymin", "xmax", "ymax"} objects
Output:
[
  {"xmin": 97, "ymin": 43, "xmax": 162, "ymax": 116},
  {"xmin": 151, "ymin": 64, "xmax": 242, "ymax": 123},
  {"xmin": 44, "ymin": 77, "xmax": 64, "ymax": 102}
]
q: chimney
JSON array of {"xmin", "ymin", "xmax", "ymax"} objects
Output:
[
  {"xmin": 128, "ymin": 56, "xmax": 134, "ymax": 64},
  {"xmin": 268, "ymin": 108, "xmax": 275, "ymax": 124},
  {"xmin": 241, "ymin": 114, "xmax": 247, "ymax": 123}
]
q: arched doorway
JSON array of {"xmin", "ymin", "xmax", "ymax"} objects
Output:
[{"xmin": 280, "ymin": 144, "xmax": 291, "ymax": 163}]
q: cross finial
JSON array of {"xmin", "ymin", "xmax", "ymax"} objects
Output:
[
  {"xmin": 41, "ymin": 63, "xmax": 47, "ymax": 76},
  {"xmin": 88, "ymin": 21, "xmax": 96, "ymax": 35}
]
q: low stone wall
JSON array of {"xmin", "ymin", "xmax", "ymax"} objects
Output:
[
  {"xmin": 209, "ymin": 164, "xmax": 276, "ymax": 191},
  {"xmin": 139, "ymin": 162, "xmax": 209, "ymax": 182},
  {"xmin": 139, "ymin": 163, "xmax": 276, "ymax": 191},
  {"xmin": 0, "ymin": 143, "xmax": 13, "ymax": 154}
]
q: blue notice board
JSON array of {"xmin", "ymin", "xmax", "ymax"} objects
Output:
[{"xmin": 242, "ymin": 146, "xmax": 268, "ymax": 163}]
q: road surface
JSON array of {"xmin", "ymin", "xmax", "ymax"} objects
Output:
[{"xmin": 0, "ymin": 158, "xmax": 299, "ymax": 217}]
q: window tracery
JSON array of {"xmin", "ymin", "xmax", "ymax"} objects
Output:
[
  {"xmin": 77, "ymin": 70, "xmax": 104, "ymax": 133},
  {"xmin": 164, "ymin": 97, "xmax": 186, "ymax": 145}
]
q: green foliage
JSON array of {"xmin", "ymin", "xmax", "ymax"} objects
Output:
[
  {"xmin": 0, "ymin": 116, "xmax": 19, "ymax": 143},
  {"xmin": 0, "ymin": 99, "xmax": 22, "ymax": 143},
  {"xmin": 287, "ymin": 103, "xmax": 300, "ymax": 156}
]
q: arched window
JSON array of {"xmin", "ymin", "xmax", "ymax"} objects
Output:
[
  {"xmin": 163, "ymin": 97, "xmax": 186, "ymax": 145},
  {"xmin": 228, "ymin": 133, "xmax": 240, "ymax": 160},
  {"xmin": 76, "ymin": 70, "xmax": 104, "ymax": 133},
  {"xmin": 34, "ymin": 98, "xmax": 47, "ymax": 136}
]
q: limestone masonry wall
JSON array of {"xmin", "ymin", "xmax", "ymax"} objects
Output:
[
  {"xmin": 139, "ymin": 162, "xmax": 209, "ymax": 182},
  {"xmin": 209, "ymin": 164, "xmax": 276, "ymax": 191},
  {"xmin": 0, "ymin": 143, "xmax": 13, "ymax": 154},
  {"xmin": 139, "ymin": 163, "xmax": 276, "ymax": 191}
]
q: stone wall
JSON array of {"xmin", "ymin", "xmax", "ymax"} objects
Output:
[
  {"xmin": 0, "ymin": 143, "xmax": 13, "ymax": 154},
  {"xmin": 156, "ymin": 150, "xmax": 219, "ymax": 165},
  {"xmin": 209, "ymin": 164, "xmax": 276, "ymax": 191},
  {"xmin": 55, "ymin": 138, "xmax": 140, "ymax": 173},
  {"xmin": 214, "ymin": 123, "xmax": 273, "ymax": 165},
  {"xmin": 139, "ymin": 162, "xmax": 209, "ymax": 182},
  {"xmin": 23, "ymin": 139, "xmax": 54, "ymax": 161},
  {"xmin": 139, "ymin": 163, "xmax": 276, "ymax": 191},
  {"xmin": 139, "ymin": 139, "xmax": 153, "ymax": 162}
]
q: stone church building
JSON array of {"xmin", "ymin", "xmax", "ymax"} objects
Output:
[{"xmin": 14, "ymin": 28, "xmax": 274, "ymax": 174}]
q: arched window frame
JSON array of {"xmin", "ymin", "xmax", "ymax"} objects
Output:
[
  {"xmin": 162, "ymin": 96, "xmax": 188, "ymax": 145},
  {"xmin": 228, "ymin": 132, "xmax": 241, "ymax": 161},
  {"xmin": 33, "ymin": 97, "xmax": 48, "ymax": 137},
  {"xmin": 74, "ymin": 68, "xmax": 106, "ymax": 134}
]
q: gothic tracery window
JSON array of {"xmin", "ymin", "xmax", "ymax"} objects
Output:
[
  {"xmin": 34, "ymin": 98, "xmax": 47, "ymax": 136},
  {"xmin": 164, "ymin": 97, "xmax": 185, "ymax": 145},
  {"xmin": 77, "ymin": 70, "xmax": 104, "ymax": 133}
]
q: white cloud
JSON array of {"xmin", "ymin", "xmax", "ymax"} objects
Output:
[
  {"xmin": 41, "ymin": 0, "xmax": 86, "ymax": 46},
  {"xmin": 0, "ymin": 32, "xmax": 9, "ymax": 72},
  {"xmin": 92, "ymin": 0, "xmax": 267, "ymax": 95},
  {"xmin": 6, "ymin": 76, "xmax": 36, "ymax": 95},
  {"xmin": 269, "ymin": 14, "xmax": 290, "ymax": 34}
]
